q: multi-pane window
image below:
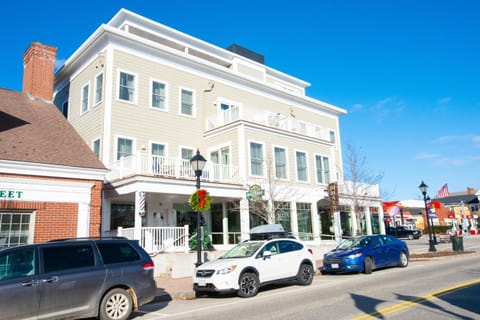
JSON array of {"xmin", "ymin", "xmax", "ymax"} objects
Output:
[
  {"xmin": 116, "ymin": 137, "xmax": 133, "ymax": 160},
  {"xmin": 329, "ymin": 130, "xmax": 336, "ymax": 143},
  {"xmin": 250, "ymin": 142, "xmax": 264, "ymax": 176},
  {"xmin": 81, "ymin": 83, "xmax": 89, "ymax": 113},
  {"xmin": 296, "ymin": 151, "xmax": 307, "ymax": 182},
  {"xmin": 275, "ymin": 201, "xmax": 291, "ymax": 233},
  {"xmin": 181, "ymin": 148, "xmax": 194, "ymax": 160},
  {"xmin": 274, "ymin": 147, "xmax": 287, "ymax": 179},
  {"xmin": 297, "ymin": 202, "xmax": 312, "ymax": 240},
  {"xmin": 92, "ymin": 139, "xmax": 100, "ymax": 158},
  {"xmin": 94, "ymin": 73, "xmax": 103, "ymax": 104},
  {"xmin": 118, "ymin": 71, "xmax": 136, "ymax": 102},
  {"xmin": 180, "ymin": 89, "xmax": 194, "ymax": 116},
  {"xmin": 152, "ymin": 143, "xmax": 165, "ymax": 157},
  {"xmin": 151, "ymin": 81, "xmax": 166, "ymax": 109},
  {"xmin": 0, "ymin": 212, "xmax": 33, "ymax": 248},
  {"xmin": 151, "ymin": 143, "xmax": 166, "ymax": 174},
  {"xmin": 315, "ymin": 155, "xmax": 330, "ymax": 184}
]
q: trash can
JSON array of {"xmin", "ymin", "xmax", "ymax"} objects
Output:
[{"xmin": 451, "ymin": 235, "xmax": 464, "ymax": 251}]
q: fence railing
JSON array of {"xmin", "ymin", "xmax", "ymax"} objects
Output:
[
  {"xmin": 107, "ymin": 154, "xmax": 240, "ymax": 183},
  {"xmin": 113, "ymin": 226, "xmax": 190, "ymax": 254}
]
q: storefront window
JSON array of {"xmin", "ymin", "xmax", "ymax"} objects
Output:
[
  {"xmin": 110, "ymin": 203, "xmax": 134, "ymax": 230},
  {"xmin": 296, "ymin": 203, "xmax": 312, "ymax": 240},
  {"xmin": 275, "ymin": 201, "xmax": 291, "ymax": 233},
  {"xmin": 0, "ymin": 212, "xmax": 33, "ymax": 247}
]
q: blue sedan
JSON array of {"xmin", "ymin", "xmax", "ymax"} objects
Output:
[{"xmin": 322, "ymin": 234, "xmax": 409, "ymax": 274}]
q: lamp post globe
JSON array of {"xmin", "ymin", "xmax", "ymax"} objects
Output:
[
  {"xmin": 190, "ymin": 149, "xmax": 207, "ymax": 267},
  {"xmin": 418, "ymin": 180, "xmax": 436, "ymax": 252}
]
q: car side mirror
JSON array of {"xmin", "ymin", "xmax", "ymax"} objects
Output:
[{"xmin": 263, "ymin": 250, "xmax": 272, "ymax": 258}]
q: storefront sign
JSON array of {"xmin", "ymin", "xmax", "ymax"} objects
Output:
[
  {"xmin": 328, "ymin": 182, "xmax": 339, "ymax": 211},
  {"xmin": 246, "ymin": 184, "xmax": 264, "ymax": 202},
  {"xmin": 0, "ymin": 190, "xmax": 23, "ymax": 199}
]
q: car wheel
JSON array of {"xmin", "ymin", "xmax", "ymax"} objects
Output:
[
  {"xmin": 99, "ymin": 288, "xmax": 133, "ymax": 320},
  {"xmin": 408, "ymin": 234, "xmax": 414, "ymax": 240},
  {"xmin": 363, "ymin": 257, "xmax": 373, "ymax": 274},
  {"xmin": 399, "ymin": 251, "xmax": 409, "ymax": 268},
  {"xmin": 237, "ymin": 272, "xmax": 259, "ymax": 298},
  {"xmin": 297, "ymin": 263, "xmax": 314, "ymax": 285}
]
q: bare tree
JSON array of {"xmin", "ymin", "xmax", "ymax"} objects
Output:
[
  {"xmin": 342, "ymin": 142, "xmax": 383, "ymax": 235},
  {"xmin": 230, "ymin": 152, "xmax": 298, "ymax": 225}
]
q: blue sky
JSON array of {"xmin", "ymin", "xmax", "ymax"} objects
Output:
[{"xmin": 1, "ymin": 0, "xmax": 479, "ymax": 200}]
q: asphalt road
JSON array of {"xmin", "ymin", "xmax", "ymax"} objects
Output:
[{"xmin": 132, "ymin": 236, "xmax": 480, "ymax": 320}]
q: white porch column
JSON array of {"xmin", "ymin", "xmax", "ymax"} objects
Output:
[
  {"xmin": 379, "ymin": 205, "xmax": 386, "ymax": 234},
  {"xmin": 311, "ymin": 201, "xmax": 320, "ymax": 243},
  {"xmin": 240, "ymin": 198, "xmax": 250, "ymax": 241},
  {"xmin": 365, "ymin": 206, "xmax": 373, "ymax": 235},
  {"xmin": 134, "ymin": 191, "xmax": 144, "ymax": 240},
  {"xmin": 290, "ymin": 201, "xmax": 298, "ymax": 236},
  {"xmin": 101, "ymin": 197, "xmax": 111, "ymax": 235},
  {"xmin": 222, "ymin": 202, "xmax": 229, "ymax": 245},
  {"xmin": 350, "ymin": 205, "xmax": 358, "ymax": 235}
]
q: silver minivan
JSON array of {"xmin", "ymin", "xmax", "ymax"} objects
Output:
[{"xmin": 0, "ymin": 238, "xmax": 157, "ymax": 320}]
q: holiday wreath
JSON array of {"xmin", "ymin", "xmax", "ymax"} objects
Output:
[{"xmin": 189, "ymin": 189, "xmax": 212, "ymax": 212}]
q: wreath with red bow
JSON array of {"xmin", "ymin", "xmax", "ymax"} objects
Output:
[{"xmin": 189, "ymin": 189, "xmax": 212, "ymax": 212}]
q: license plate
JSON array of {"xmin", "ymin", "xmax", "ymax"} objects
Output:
[
  {"xmin": 331, "ymin": 263, "xmax": 339, "ymax": 269},
  {"xmin": 198, "ymin": 279, "xmax": 207, "ymax": 287}
]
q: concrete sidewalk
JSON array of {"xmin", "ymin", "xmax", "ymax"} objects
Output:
[{"xmin": 155, "ymin": 275, "xmax": 195, "ymax": 301}]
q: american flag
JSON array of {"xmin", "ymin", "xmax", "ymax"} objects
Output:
[{"xmin": 436, "ymin": 183, "xmax": 450, "ymax": 198}]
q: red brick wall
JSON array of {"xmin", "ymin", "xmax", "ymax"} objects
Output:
[{"xmin": 0, "ymin": 173, "xmax": 103, "ymax": 242}]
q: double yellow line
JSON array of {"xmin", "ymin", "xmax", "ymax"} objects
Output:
[{"xmin": 352, "ymin": 278, "xmax": 480, "ymax": 320}]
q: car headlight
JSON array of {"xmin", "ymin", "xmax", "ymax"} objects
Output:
[
  {"xmin": 347, "ymin": 253, "xmax": 363, "ymax": 259},
  {"xmin": 216, "ymin": 265, "xmax": 237, "ymax": 275}
]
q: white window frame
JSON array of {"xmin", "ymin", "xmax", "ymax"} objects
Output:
[
  {"xmin": 80, "ymin": 82, "xmax": 90, "ymax": 114},
  {"xmin": 179, "ymin": 87, "xmax": 196, "ymax": 117},
  {"xmin": 217, "ymin": 97, "xmax": 240, "ymax": 124},
  {"xmin": 315, "ymin": 154, "xmax": 330, "ymax": 184},
  {"xmin": 92, "ymin": 137, "xmax": 101, "ymax": 159},
  {"xmin": 273, "ymin": 145, "xmax": 288, "ymax": 180},
  {"xmin": 249, "ymin": 140, "xmax": 265, "ymax": 177},
  {"xmin": 117, "ymin": 69, "xmax": 138, "ymax": 104},
  {"xmin": 150, "ymin": 78, "xmax": 168, "ymax": 111},
  {"xmin": 94, "ymin": 72, "xmax": 103, "ymax": 105},
  {"xmin": 0, "ymin": 211, "xmax": 35, "ymax": 247},
  {"xmin": 295, "ymin": 150, "xmax": 309, "ymax": 183},
  {"xmin": 115, "ymin": 135, "xmax": 136, "ymax": 160}
]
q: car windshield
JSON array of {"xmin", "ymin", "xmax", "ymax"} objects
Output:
[
  {"xmin": 220, "ymin": 242, "xmax": 264, "ymax": 258},
  {"xmin": 337, "ymin": 237, "xmax": 370, "ymax": 250}
]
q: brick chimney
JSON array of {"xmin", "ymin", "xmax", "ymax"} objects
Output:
[{"xmin": 22, "ymin": 42, "xmax": 57, "ymax": 101}]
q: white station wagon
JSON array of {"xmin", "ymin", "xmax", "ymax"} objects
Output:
[{"xmin": 193, "ymin": 235, "xmax": 316, "ymax": 298}]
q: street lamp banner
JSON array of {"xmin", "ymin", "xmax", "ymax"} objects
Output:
[{"xmin": 328, "ymin": 182, "xmax": 340, "ymax": 212}]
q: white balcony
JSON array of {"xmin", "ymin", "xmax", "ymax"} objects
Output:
[
  {"xmin": 206, "ymin": 105, "xmax": 334, "ymax": 142},
  {"xmin": 106, "ymin": 153, "xmax": 240, "ymax": 184}
]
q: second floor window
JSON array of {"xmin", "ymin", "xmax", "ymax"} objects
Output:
[
  {"xmin": 315, "ymin": 155, "xmax": 330, "ymax": 184},
  {"xmin": 250, "ymin": 142, "xmax": 264, "ymax": 176},
  {"xmin": 117, "ymin": 138, "xmax": 133, "ymax": 160},
  {"xmin": 119, "ymin": 71, "xmax": 136, "ymax": 102},
  {"xmin": 81, "ymin": 83, "xmax": 89, "ymax": 114},
  {"xmin": 93, "ymin": 139, "xmax": 100, "ymax": 158},
  {"xmin": 151, "ymin": 81, "xmax": 166, "ymax": 110},
  {"xmin": 180, "ymin": 89, "xmax": 194, "ymax": 116},
  {"xmin": 94, "ymin": 73, "xmax": 103, "ymax": 104},
  {"xmin": 296, "ymin": 151, "xmax": 307, "ymax": 182},
  {"xmin": 274, "ymin": 147, "xmax": 287, "ymax": 179}
]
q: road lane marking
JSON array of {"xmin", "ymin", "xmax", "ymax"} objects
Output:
[{"xmin": 352, "ymin": 278, "xmax": 480, "ymax": 320}]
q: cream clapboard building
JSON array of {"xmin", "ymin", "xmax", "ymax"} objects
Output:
[{"xmin": 53, "ymin": 9, "xmax": 383, "ymax": 252}]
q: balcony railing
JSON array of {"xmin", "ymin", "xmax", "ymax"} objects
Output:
[
  {"xmin": 206, "ymin": 105, "xmax": 334, "ymax": 142},
  {"xmin": 107, "ymin": 153, "xmax": 240, "ymax": 183}
]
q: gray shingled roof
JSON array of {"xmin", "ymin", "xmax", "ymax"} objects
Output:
[{"xmin": 0, "ymin": 88, "xmax": 106, "ymax": 170}]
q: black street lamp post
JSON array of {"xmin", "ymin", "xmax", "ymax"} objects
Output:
[
  {"xmin": 418, "ymin": 181, "xmax": 436, "ymax": 252},
  {"xmin": 190, "ymin": 149, "xmax": 207, "ymax": 268}
]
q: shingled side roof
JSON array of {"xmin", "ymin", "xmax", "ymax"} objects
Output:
[{"xmin": 0, "ymin": 88, "xmax": 106, "ymax": 170}]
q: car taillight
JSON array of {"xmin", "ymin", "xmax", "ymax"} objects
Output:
[
  {"xmin": 142, "ymin": 260, "xmax": 155, "ymax": 270},
  {"xmin": 308, "ymin": 248, "xmax": 313, "ymax": 255}
]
